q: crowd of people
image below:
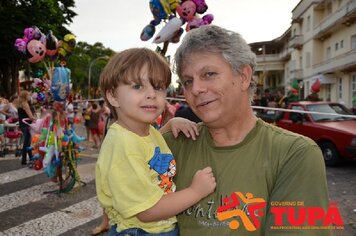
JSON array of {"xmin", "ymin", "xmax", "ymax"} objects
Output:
[{"xmin": 0, "ymin": 91, "xmax": 111, "ymax": 165}]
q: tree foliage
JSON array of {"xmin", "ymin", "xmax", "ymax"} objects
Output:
[
  {"xmin": 0, "ymin": 0, "xmax": 76, "ymax": 97},
  {"xmin": 66, "ymin": 42, "xmax": 115, "ymax": 98}
]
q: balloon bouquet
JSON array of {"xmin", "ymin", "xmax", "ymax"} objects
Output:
[
  {"xmin": 14, "ymin": 26, "xmax": 85, "ymax": 194},
  {"xmin": 140, "ymin": 0, "xmax": 214, "ymax": 55}
]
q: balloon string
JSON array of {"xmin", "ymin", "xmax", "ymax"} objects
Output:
[{"xmin": 42, "ymin": 61, "xmax": 53, "ymax": 80}]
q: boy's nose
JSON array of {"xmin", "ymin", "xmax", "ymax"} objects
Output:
[{"xmin": 146, "ymin": 86, "xmax": 156, "ymax": 99}]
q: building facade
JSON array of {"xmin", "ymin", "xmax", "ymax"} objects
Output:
[{"xmin": 250, "ymin": 0, "xmax": 356, "ymax": 108}]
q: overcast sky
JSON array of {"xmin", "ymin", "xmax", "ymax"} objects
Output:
[{"xmin": 67, "ymin": 0, "xmax": 300, "ymax": 56}]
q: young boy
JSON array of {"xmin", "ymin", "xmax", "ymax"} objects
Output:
[{"xmin": 96, "ymin": 48, "xmax": 216, "ymax": 236}]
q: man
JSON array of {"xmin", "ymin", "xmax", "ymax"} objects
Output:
[{"xmin": 163, "ymin": 25, "xmax": 331, "ymax": 236}]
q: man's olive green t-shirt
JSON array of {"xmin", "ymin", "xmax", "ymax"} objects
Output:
[{"xmin": 163, "ymin": 119, "xmax": 331, "ymax": 236}]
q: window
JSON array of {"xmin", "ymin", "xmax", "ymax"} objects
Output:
[
  {"xmin": 308, "ymin": 103, "xmax": 351, "ymax": 121},
  {"xmin": 307, "ymin": 15, "xmax": 311, "ymax": 32},
  {"xmin": 306, "ymin": 52, "xmax": 311, "ymax": 68},
  {"xmin": 299, "ymin": 56, "xmax": 303, "ymax": 68},
  {"xmin": 338, "ymin": 78, "xmax": 342, "ymax": 99},
  {"xmin": 326, "ymin": 47, "xmax": 331, "ymax": 60},
  {"xmin": 327, "ymin": 2, "xmax": 332, "ymax": 14},
  {"xmin": 352, "ymin": 74, "xmax": 356, "ymax": 99},
  {"xmin": 326, "ymin": 84, "xmax": 331, "ymax": 101},
  {"xmin": 352, "ymin": 35, "xmax": 356, "ymax": 50},
  {"xmin": 340, "ymin": 40, "xmax": 344, "ymax": 49},
  {"xmin": 335, "ymin": 42, "xmax": 339, "ymax": 51},
  {"xmin": 286, "ymin": 66, "xmax": 289, "ymax": 79},
  {"xmin": 289, "ymin": 106, "xmax": 304, "ymax": 122}
]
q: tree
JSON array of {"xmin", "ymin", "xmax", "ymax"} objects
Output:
[
  {"xmin": 0, "ymin": 0, "xmax": 76, "ymax": 97},
  {"xmin": 66, "ymin": 42, "xmax": 115, "ymax": 98}
]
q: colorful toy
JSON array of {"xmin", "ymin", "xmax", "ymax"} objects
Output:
[
  {"xmin": 58, "ymin": 34, "xmax": 76, "ymax": 62},
  {"xmin": 141, "ymin": 0, "xmax": 181, "ymax": 42},
  {"xmin": 191, "ymin": 0, "xmax": 208, "ymax": 14},
  {"xmin": 176, "ymin": 0, "xmax": 196, "ymax": 22},
  {"xmin": 24, "ymin": 26, "xmax": 42, "ymax": 41},
  {"xmin": 26, "ymin": 39, "xmax": 46, "ymax": 63},
  {"xmin": 46, "ymin": 30, "xmax": 59, "ymax": 57},
  {"xmin": 141, "ymin": 0, "xmax": 214, "ymax": 47},
  {"xmin": 153, "ymin": 17, "xmax": 183, "ymax": 43},
  {"xmin": 186, "ymin": 13, "xmax": 213, "ymax": 31}
]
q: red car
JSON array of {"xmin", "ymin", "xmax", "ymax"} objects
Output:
[{"xmin": 260, "ymin": 101, "xmax": 356, "ymax": 166}]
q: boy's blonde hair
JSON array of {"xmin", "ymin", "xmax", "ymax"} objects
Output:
[{"xmin": 99, "ymin": 48, "xmax": 172, "ymax": 120}]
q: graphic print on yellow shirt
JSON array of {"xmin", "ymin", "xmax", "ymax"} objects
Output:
[{"xmin": 148, "ymin": 146, "xmax": 176, "ymax": 193}]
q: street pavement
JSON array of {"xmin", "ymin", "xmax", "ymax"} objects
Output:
[
  {"xmin": 0, "ymin": 124, "xmax": 105, "ymax": 236},
  {"xmin": 0, "ymin": 123, "xmax": 355, "ymax": 236}
]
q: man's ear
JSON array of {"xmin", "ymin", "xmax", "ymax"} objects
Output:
[
  {"xmin": 106, "ymin": 90, "xmax": 120, "ymax": 108},
  {"xmin": 240, "ymin": 65, "xmax": 253, "ymax": 91}
]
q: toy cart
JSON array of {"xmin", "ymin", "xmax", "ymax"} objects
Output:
[{"xmin": 0, "ymin": 117, "xmax": 23, "ymax": 157}]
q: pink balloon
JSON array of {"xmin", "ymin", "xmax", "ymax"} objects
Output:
[
  {"xmin": 176, "ymin": 1, "xmax": 196, "ymax": 22},
  {"xmin": 27, "ymin": 39, "xmax": 46, "ymax": 63}
]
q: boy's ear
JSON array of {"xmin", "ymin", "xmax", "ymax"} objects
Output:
[{"xmin": 106, "ymin": 90, "xmax": 120, "ymax": 107}]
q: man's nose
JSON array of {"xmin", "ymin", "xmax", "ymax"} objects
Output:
[{"xmin": 190, "ymin": 78, "xmax": 207, "ymax": 96}]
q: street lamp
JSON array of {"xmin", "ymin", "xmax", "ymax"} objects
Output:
[{"xmin": 88, "ymin": 56, "xmax": 109, "ymax": 99}]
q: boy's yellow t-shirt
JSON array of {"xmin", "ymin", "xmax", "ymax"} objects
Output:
[{"xmin": 96, "ymin": 123, "xmax": 177, "ymax": 233}]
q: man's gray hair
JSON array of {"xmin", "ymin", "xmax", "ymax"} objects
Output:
[{"xmin": 174, "ymin": 25, "xmax": 257, "ymax": 100}]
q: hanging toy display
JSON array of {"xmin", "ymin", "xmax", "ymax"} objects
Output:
[
  {"xmin": 140, "ymin": 0, "xmax": 214, "ymax": 56},
  {"xmin": 51, "ymin": 67, "xmax": 71, "ymax": 102}
]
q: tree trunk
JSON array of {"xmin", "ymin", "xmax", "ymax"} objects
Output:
[
  {"xmin": 11, "ymin": 57, "xmax": 20, "ymax": 96},
  {"xmin": 0, "ymin": 58, "xmax": 20, "ymax": 98}
]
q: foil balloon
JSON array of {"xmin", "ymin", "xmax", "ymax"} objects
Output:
[
  {"xmin": 153, "ymin": 17, "xmax": 183, "ymax": 43},
  {"xmin": 26, "ymin": 39, "xmax": 46, "ymax": 63},
  {"xmin": 51, "ymin": 67, "xmax": 70, "ymax": 101},
  {"xmin": 140, "ymin": 0, "xmax": 178, "ymax": 41},
  {"xmin": 186, "ymin": 14, "xmax": 214, "ymax": 31},
  {"xmin": 14, "ymin": 38, "xmax": 27, "ymax": 55},
  {"xmin": 37, "ymin": 92, "xmax": 45, "ymax": 102},
  {"xmin": 176, "ymin": 0, "xmax": 196, "ymax": 22},
  {"xmin": 46, "ymin": 30, "xmax": 59, "ymax": 57},
  {"xmin": 141, "ymin": 24, "xmax": 156, "ymax": 41},
  {"xmin": 192, "ymin": 0, "xmax": 208, "ymax": 14},
  {"xmin": 24, "ymin": 26, "xmax": 42, "ymax": 41},
  {"xmin": 58, "ymin": 34, "xmax": 76, "ymax": 62}
]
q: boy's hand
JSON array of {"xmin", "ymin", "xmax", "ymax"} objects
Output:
[
  {"xmin": 190, "ymin": 167, "xmax": 216, "ymax": 198},
  {"xmin": 169, "ymin": 117, "xmax": 199, "ymax": 140}
]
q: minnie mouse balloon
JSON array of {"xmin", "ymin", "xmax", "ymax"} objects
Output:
[{"xmin": 26, "ymin": 39, "xmax": 46, "ymax": 63}]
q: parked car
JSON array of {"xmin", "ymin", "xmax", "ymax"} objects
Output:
[{"xmin": 257, "ymin": 101, "xmax": 356, "ymax": 166}]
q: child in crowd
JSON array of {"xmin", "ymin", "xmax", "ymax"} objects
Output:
[
  {"xmin": 95, "ymin": 48, "xmax": 216, "ymax": 236},
  {"xmin": 87, "ymin": 102, "xmax": 101, "ymax": 149},
  {"xmin": 0, "ymin": 114, "xmax": 5, "ymax": 146}
]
